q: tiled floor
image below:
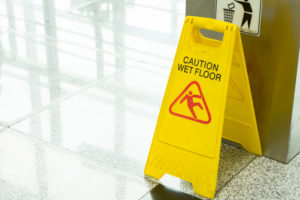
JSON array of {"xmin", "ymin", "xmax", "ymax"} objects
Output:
[
  {"xmin": 0, "ymin": 0, "xmax": 299, "ymax": 200},
  {"xmin": 0, "ymin": 130, "xmax": 157, "ymax": 200}
]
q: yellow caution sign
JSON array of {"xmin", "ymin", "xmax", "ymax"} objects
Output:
[{"xmin": 144, "ymin": 16, "xmax": 262, "ymax": 199}]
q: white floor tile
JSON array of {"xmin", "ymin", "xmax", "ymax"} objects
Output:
[{"xmin": 0, "ymin": 129, "xmax": 157, "ymax": 200}]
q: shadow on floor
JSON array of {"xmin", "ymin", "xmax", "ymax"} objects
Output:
[{"xmin": 143, "ymin": 184, "xmax": 201, "ymax": 200}]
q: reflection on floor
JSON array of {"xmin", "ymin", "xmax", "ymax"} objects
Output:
[
  {"xmin": 0, "ymin": 0, "xmax": 299, "ymax": 200},
  {"xmin": 142, "ymin": 185, "xmax": 199, "ymax": 200}
]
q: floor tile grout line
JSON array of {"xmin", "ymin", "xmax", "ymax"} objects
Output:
[
  {"xmin": 214, "ymin": 155, "xmax": 259, "ymax": 197},
  {"xmin": 138, "ymin": 188, "xmax": 153, "ymax": 200},
  {"xmin": 11, "ymin": 89, "xmax": 88, "ymax": 125},
  {"xmin": 7, "ymin": 60, "xmax": 143, "ymax": 127},
  {"xmin": 137, "ymin": 176, "xmax": 164, "ymax": 200},
  {"xmin": 7, "ymin": 81, "xmax": 98, "ymax": 126},
  {"xmin": 285, "ymin": 151, "xmax": 300, "ymax": 165},
  {"xmin": 7, "ymin": 60, "xmax": 142, "ymax": 126}
]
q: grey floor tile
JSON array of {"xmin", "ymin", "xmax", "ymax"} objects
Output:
[
  {"xmin": 12, "ymin": 62, "xmax": 257, "ymax": 197},
  {"xmin": 0, "ymin": 129, "xmax": 157, "ymax": 200},
  {"xmin": 215, "ymin": 155, "xmax": 300, "ymax": 200},
  {"xmin": 217, "ymin": 143, "xmax": 257, "ymax": 192}
]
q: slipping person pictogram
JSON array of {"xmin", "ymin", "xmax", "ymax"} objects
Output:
[
  {"xmin": 180, "ymin": 91, "xmax": 203, "ymax": 120},
  {"xmin": 169, "ymin": 81, "xmax": 211, "ymax": 124},
  {"xmin": 234, "ymin": 0, "xmax": 252, "ymax": 29}
]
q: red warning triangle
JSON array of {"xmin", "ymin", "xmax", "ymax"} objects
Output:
[{"xmin": 169, "ymin": 81, "xmax": 211, "ymax": 124}]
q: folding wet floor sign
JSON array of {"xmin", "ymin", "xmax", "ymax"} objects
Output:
[{"xmin": 144, "ymin": 16, "xmax": 262, "ymax": 199}]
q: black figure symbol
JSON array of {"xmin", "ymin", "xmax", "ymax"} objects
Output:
[{"xmin": 234, "ymin": 0, "xmax": 252, "ymax": 29}]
